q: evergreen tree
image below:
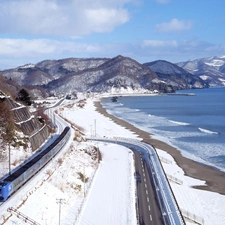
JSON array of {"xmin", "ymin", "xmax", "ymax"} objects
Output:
[{"xmin": 16, "ymin": 88, "xmax": 32, "ymax": 106}]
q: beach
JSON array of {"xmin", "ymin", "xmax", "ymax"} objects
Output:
[{"xmin": 94, "ymin": 100, "xmax": 225, "ymax": 195}]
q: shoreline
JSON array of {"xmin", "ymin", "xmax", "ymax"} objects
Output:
[{"xmin": 94, "ymin": 100, "xmax": 225, "ymax": 195}]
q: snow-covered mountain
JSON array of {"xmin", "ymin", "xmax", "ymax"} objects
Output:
[
  {"xmin": 144, "ymin": 60, "xmax": 207, "ymax": 90},
  {"xmin": 1, "ymin": 55, "xmax": 176, "ymax": 96},
  {"xmin": 44, "ymin": 55, "xmax": 176, "ymax": 95},
  {"xmin": 176, "ymin": 55, "xmax": 225, "ymax": 87},
  {"xmin": 2, "ymin": 54, "xmax": 220, "ymax": 98}
]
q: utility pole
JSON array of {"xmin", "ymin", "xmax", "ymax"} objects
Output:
[
  {"xmin": 9, "ymin": 144, "xmax": 11, "ymax": 174},
  {"xmin": 83, "ymin": 165, "xmax": 85, "ymax": 198},
  {"xmin": 56, "ymin": 198, "xmax": 65, "ymax": 225},
  {"xmin": 90, "ymin": 125, "xmax": 92, "ymax": 138},
  {"xmin": 94, "ymin": 119, "xmax": 96, "ymax": 137}
]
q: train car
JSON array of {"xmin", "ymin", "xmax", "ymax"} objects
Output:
[
  {"xmin": 0, "ymin": 126, "xmax": 71, "ymax": 202},
  {"xmin": 0, "ymin": 182, "xmax": 13, "ymax": 201}
]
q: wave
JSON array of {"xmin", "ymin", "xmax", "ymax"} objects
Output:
[
  {"xmin": 169, "ymin": 120, "xmax": 189, "ymax": 126},
  {"xmin": 134, "ymin": 109, "xmax": 140, "ymax": 112},
  {"xmin": 198, "ymin": 127, "xmax": 219, "ymax": 135}
]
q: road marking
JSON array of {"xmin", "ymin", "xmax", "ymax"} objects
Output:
[
  {"xmin": 146, "ymin": 190, "xmax": 148, "ymax": 195},
  {"xmin": 144, "ymin": 178, "xmax": 146, "ymax": 182},
  {"xmin": 145, "ymin": 183, "xmax": 147, "ymax": 188},
  {"xmin": 147, "ymin": 197, "xmax": 149, "ymax": 202},
  {"xmin": 148, "ymin": 205, "xmax": 151, "ymax": 211},
  {"xmin": 150, "ymin": 215, "xmax": 152, "ymax": 221},
  {"xmin": 143, "ymin": 173, "xmax": 145, "ymax": 177}
]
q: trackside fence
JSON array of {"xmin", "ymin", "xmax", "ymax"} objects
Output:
[
  {"xmin": 7, "ymin": 207, "xmax": 41, "ymax": 225},
  {"xmin": 181, "ymin": 208, "xmax": 204, "ymax": 225}
]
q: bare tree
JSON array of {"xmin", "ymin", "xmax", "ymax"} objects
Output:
[{"xmin": 0, "ymin": 98, "xmax": 16, "ymax": 173}]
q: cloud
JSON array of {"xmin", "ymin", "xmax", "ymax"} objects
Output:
[
  {"xmin": 0, "ymin": 38, "xmax": 103, "ymax": 58},
  {"xmin": 0, "ymin": 37, "xmax": 224, "ymax": 69},
  {"xmin": 156, "ymin": 0, "xmax": 170, "ymax": 4},
  {"xmin": 142, "ymin": 40, "xmax": 178, "ymax": 48},
  {"xmin": 155, "ymin": 18, "xmax": 193, "ymax": 32},
  {"xmin": 0, "ymin": 0, "xmax": 131, "ymax": 37},
  {"xmin": 0, "ymin": 38, "xmax": 104, "ymax": 69},
  {"xmin": 139, "ymin": 38, "xmax": 225, "ymax": 63}
]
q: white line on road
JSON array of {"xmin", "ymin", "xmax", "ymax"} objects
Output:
[{"xmin": 150, "ymin": 214, "xmax": 152, "ymax": 221}]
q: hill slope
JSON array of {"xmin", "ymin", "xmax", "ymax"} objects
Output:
[{"xmin": 144, "ymin": 60, "xmax": 207, "ymax": 90}]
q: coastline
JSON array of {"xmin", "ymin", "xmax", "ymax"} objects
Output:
[{"xmin": 94, "ymin": 100, "xmax": 225, "ymax": 195}]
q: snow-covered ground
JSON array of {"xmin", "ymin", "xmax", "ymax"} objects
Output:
[{"xmin": 1, "ymin": 97, "xmax": 225, "ymax": 225}]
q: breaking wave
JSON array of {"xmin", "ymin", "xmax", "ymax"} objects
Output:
[
  {"xmin": 198, "ymin": 127, "xmax": 219, "ymax": 135},
  {"xmin": 169, "ymin": 120, "xmax": 190, "ymax": 126}
]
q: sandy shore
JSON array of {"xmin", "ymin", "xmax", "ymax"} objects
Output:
[{"xmin": 94, "ymin": 100, "xmax": 225, "ymax": 195}]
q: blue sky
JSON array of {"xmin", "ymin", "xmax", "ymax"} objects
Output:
[{"xmin": 0, "ymin": 0, "xmax": 225, "ymax": 69}]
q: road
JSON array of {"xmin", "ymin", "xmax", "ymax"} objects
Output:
[
  {"xmin": 90, "ymin": 138, "xmax": 165, "ymax": 225},
  {"xmin": 46, "ymin": 98, "xmax": 164, "ymax": 224},
  {"xmin": 133, "ymin": 150, "xmax": 163, "ymax": 225}
]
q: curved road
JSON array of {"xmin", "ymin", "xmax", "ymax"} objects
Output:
[{"xmin": 90, "ymin": 138, "xmax": 164, "ymax": 225}]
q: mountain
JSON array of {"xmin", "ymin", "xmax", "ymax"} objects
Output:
[
  {"xmin": 0, "ymin": 73, "xmax": 23, "ymax": 99},
  {"xmin": 1, "ymin": 58, "xmax": 109, "ymax": 87},
  {"xmin": 44, "ymin": 55, "xmax": 176, "ymax": 94},
  {"xmin": 176, "ymin": 55, "xmax": 225, "ymax": 87},
  {"xmin": 144, "ymin": 60, "xmax": 207, "ymax": 90},
  {"xmin": 1, "ymin": 55, "xmax": 176, "ymax": 96},
  {"xmin": 5, "ymin": 55, "xmax": 224, "ymax": 98}
]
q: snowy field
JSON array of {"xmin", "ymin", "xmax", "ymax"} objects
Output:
[{"xmin": 1, "ymin": 97, "xmax": 225, "ymax": 225}]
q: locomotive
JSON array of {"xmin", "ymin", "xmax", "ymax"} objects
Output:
[{"xmin": 0, "ymin": 126, "xmax": 71, "ymax": 202}]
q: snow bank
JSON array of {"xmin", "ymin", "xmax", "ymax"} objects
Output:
[
  {"xmin": 77, "ymin": 144, "xmax": 136, "ymax": 225},
  {"xmin": 157, "ymin": 149, "xmax": 225, "ymax": 225}
]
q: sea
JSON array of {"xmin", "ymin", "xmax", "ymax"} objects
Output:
[{"xmin": 101, "ymin": 87, "xmax": 225, "ymax": 172}]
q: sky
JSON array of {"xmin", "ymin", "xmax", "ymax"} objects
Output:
[{"xmin": 0, "ymin": 0, "xmax": 225, "ymax": 69}]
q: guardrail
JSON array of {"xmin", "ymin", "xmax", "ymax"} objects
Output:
[
  {"xmin": 90, "ymin": 137, "xmax": 186, "ymax": 225},
  {"xmin": 142, "ymin": 142, "xmax": 185, "ymax": 225}
]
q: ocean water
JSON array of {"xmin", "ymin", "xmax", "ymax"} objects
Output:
[{"xmin": 102, "ymin": 88, "xmax": 225, "ymax": 172}]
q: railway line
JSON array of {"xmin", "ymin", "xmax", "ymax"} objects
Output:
[
  {"xmin": 0, "ymin": 98, "xmax": 69, "ymax": 203},
  {"xmin": 0, "ymin": 126, "xmax": 71, "ymax": 202}
]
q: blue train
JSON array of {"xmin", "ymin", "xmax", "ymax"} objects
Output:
[{"xmin": 0, "ymin": 126, "xmax": 71, "ymax": 202}]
